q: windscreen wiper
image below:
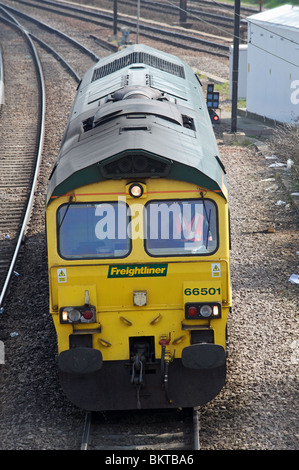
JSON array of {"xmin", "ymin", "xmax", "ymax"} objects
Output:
[
  {"xmin": 58, "ymin": 195, "xmax": 74, "ymax": 229},
  {"xmin": 200, "ymin": 192, "xmax": 211, "ymax": 249}
]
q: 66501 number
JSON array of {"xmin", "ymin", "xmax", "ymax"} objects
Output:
[{"xmin": 184, "ymin": 287, "xmax": 221, "ymax": 296}]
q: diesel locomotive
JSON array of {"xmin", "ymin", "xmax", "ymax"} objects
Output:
[{"xmin": 46, "ymin": 45, "xmax": 231, "ymax": 411}]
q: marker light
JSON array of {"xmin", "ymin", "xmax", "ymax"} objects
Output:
[
  {"xmin": 62, "ymin": 310, "xmax": 68, "ymax": 322},
  {"xmin": 185, "ymin": 303, "xmax": 221, "ymax": 320},
  {"xmin": 60, "ymin": 305, "xmax": 96, "ymax": 323},
  {"xmin": 129, "ymin": 183, "xmax": 143, "ymax": 198},
  {"xmin": 187, "ymin": 306, "xmax": 198, "ymax": 317},
  {"xmin": 213, "ymin": 305, "xmax": 219, "ymax": 316},
  {"xmin": 83, "ymin": 309, "xmax": 93, "ymax": 320}
]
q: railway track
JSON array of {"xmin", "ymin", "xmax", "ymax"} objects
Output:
[
  {"xmin": 122, "ymin": 0, "xmax": 236, "ymax": 28},
  {"xmin": 81, "ymin": 408, "xmax": 200, "ymax": 450},
  {"xmin": 0, "ymin": 7, "xmax": 46, "ymax": 309},
  {"xmin": 0, "ymin": 1, "xmax": 109, "ymax": 308},
  {"xmin": 192, "ymin": 0, "xmax": 258, "ymax": 14},
  {"xmin": 0, "ymin": 0, "xmax": 297, "ymax": 455},
  {"xmin": 0, "ymin": 0, "xmax": 221, "ymax": 448},
  {"xmin": 4, "ymin": 0, "xmax": 232, "ymax": 57},
  {"xmin": 0, "ymin": 2, "xmax": 212, "ymax": 450},
  {"xmin": 0, "ymin": 2, "xmax": 99, "ymax": 75}
]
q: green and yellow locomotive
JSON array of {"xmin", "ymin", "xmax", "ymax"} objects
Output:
[{"xmin": 46, "ymin": 45, "xmax": 231, "ymax": 411}]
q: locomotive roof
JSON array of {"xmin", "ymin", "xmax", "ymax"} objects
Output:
[{"xmin": 46, "ymin": 45, "xmax": 228, "ymax": 205}]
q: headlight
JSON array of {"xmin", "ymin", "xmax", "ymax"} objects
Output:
[
  {"xmin": 60, "ymin": 305, "xmax": 96, "ymax": 324},
  {"xmin": 199, "ymin": 305, "xmax": 212, "ymax": 318},
  {"xmin": 129, "ymin": 183, "xmax": 144, "ymax": 198},
  {"xmin": 185, "ymin": 303, "xmax": 221, "ymax": 320},
  {"xmin": 68, "ymin": 308, "xmax": 81, "ymax": 322}
]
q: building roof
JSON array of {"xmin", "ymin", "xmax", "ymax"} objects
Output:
[{"xmin": 247, "ymin": 4, "xmax": 299, "ymax": 30}]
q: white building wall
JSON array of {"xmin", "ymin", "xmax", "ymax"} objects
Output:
[
  {"xmin": 229, "ymin": 45, "xmax": 248, "ymax": 100},
  {"xmin": 246, "ymin": 12, "xmax": 299, "ymax": 124}
]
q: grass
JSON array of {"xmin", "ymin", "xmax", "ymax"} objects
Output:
[
  {"xmin": 245, "ymin": 0, "xmax": 299, "ymax": 7},
  {"xmin": 225, "ymin": 0, "xmax": 299, "ymax": 7}
]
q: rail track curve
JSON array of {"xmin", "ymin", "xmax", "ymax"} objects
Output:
[
  {"xmin": 2, "ymin": 0, "xmax": 233, "ymax": 57},
  {"xmin": 0, "ymin": 6, "xmax": 46, "ymax": 309}
]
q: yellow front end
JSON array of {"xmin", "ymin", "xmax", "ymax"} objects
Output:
[{"xmin": 46, "ymin": 178, "xmax": 231, "ymax": 410}]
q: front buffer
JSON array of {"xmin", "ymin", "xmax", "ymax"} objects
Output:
[{"xmin": 58, "ymin": 343, "xmax": 226, "ymax": 411}]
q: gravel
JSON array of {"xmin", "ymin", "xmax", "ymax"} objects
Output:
[
  {"xmin": 0, "ymin": 1, "xmax": 298, "ymax": 450},
  {"xmin": 200, "ymin": 145, "xmax": 298, "ymax": 450}
]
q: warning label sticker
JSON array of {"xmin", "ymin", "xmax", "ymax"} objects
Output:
[
  {"xmin": 211, "ymin": 263, "xmax": 221, "ymax": 277},
  {"xmin": 57, "ymin": 268, "xmax": 67, "ymax": 283}
]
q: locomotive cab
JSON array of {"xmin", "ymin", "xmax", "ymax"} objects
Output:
[{"xmin": 46, "ymin": 45, "xmax": 231, "ymax": 411}]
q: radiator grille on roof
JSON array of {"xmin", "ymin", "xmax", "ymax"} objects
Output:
[{"xmin": 92, "ymin": 52, "xmax": 185, "ymax": 82}]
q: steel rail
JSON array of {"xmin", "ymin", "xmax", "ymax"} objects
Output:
[
  {"xmin": 0, "ymin": 44, "xmax": 3, "ymax": 109},
  {"xmin": 0, "ymin": 3, "xmax": 81, "ymax": 83},
  {"xmin": 60, "ymin": 0, "xmax": 230, "ymax": 52},
  {"xmin": 122, "ymin": 0, "xmax": 235, "ymax": 25},
  {"xmin": 0, "ymin": 2, "xmax": 100, "ymax": 62},
  {"xmin": 0, "ymin": 7, "xmax": 46, "ymax": 308},
  {"xmin": 81, "ymin": 411, "xmax": 92, "ymax": 450},
  {"xmin": 14, "ymin": 0, "xmax": 230, "ymax": 55},
  {"xmin": 193, "ymin": 407, "xmax": 200, "ymax": 450},
  {"xmin": 80, "ymin": 407, "xmax": 200, "ymax": 450},
  {"xmin": 193, "ymin": 0, "xmax": 258, "ymax": 13},
  {"xmin": 29, "ymin": 32, "xmax": 81, "ymax": 84}
]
